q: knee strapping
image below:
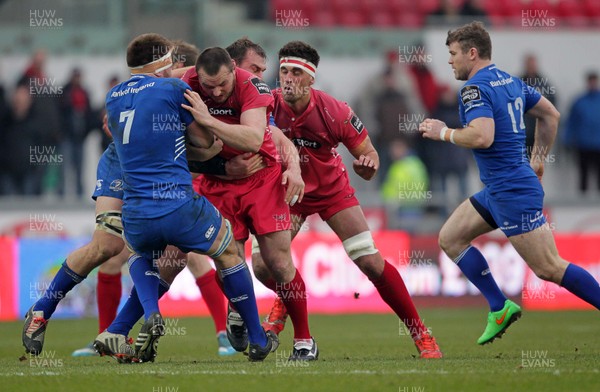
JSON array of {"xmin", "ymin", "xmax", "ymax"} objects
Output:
[
  {"xmin": 95, "ymin": 210, "xmax": 123, "ymax": 238},
  {"xmin": 342, "ymin": 231, "xmax": 378, "ymax": 261},
  {"xmin": 209, "ymin": 219, "xmax": 233, "ymax": 258}
]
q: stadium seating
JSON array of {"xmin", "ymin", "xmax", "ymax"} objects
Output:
[{"xmin": 271, "ymin": 0, "xmax": 600, "ymax": 28}]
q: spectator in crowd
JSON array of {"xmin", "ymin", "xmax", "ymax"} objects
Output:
[
  {"xmin": 374, "ymin": 67, "xmax": 411, "ymax": 183},
  {"xmin": 381, "ymin": 138, "xmax": 429, "ymax": 231},
  {"xmin": 427, "ymin": 0, "xmax": 489, "ymax": 26},
  {"xmin": 460, "ymin": 0, "xmax": 488, "ymax": 18},
  {"xmin": 59, "ymin": 67, "xmax": 93, "ymax": 198},
  {"xmin": 9, "ymin": 49, "xmax": 62, "ymax": 196},
  {"xmin": 3, "ymin": 80, "xmax": 59, "ymax": 195},
  {"xmin": 563, "ymin": 71, "xmax": 600, "ymax": 194},
  {"xmin": 419, "ymin": 85, "xmax": 471, "ymax": 215},
  {"xmin": 94, "ymin": 75, "xmax": 120, "ymax": 151},
  {"xmin": 355, "ymin": 51, "xmax": 426, "ymax": 185},
  {"xmin": 406, "ymin": 42, "xmax": 438, "ymax": 116},
  {"xmin": 0, "ymin": 71, "xmax": 10, "ymax": 195},
  {"xmin": 21, "ymin": 49, "xmax": 47, "ymax": 83},
  {"xmin": 520, "ymin": 53, "xmax": 557, "ymax": 158}
]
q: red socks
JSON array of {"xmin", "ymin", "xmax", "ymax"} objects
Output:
[
  {"xmin": 196, "ymin": 269, "xmax": 227, "ymax": 333},
  {"xmin": 97, "ymin": 272, "xmax": 122, "ymax": 333},
  {"xmin": 275, "ymin": 269, "xmax": 311, "ymax": 340},
  {"xmin": 261, "ymin": 277, "xmax": 278, "ymax": 292},
  {"xmin": 372, "ymin": 260, "xmax": 427, "ymax": 340}
]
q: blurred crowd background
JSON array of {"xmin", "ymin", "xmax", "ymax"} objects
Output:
[{"xmin": 0, "ymin": 0, "xmax": 599, "ymax": 234}]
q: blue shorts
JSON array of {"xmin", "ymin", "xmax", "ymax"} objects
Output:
[
  {"xmin": 122, "ymin": 194, "xmax": 223, "ymax": 260},
  {"xmin": 470, "ymin": 176, "xmax": 546, "ymax": 237},
  {"xmin": 92, "ymin": 143, "xmax": 124, "ymax": 201}
]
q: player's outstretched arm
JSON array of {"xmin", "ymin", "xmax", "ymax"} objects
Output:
[
  {"xmin": 182, "ymin": 90, "xmax": 265, "ymax": 152},
  {"xmin": 419, "ymin": 117, "xmax": 495, "ymax": 149},
  {"xmin": 349, "ymin": 136, "xmax": 379, "ymax": 181},
  {"xmin": 525, "ymin": 96, "xmax": 560, "ymax": 181}
]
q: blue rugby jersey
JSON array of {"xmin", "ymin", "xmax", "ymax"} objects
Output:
[
  {"xmin": 458, "ymin": 64, "xmax": 542, "ymax": 187},
  {"xmin": 105, "ymin": 75, "xmax": 195, "ymax": 218}
]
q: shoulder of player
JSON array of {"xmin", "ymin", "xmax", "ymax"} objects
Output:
[
  {"xmin": 313, "ymin": 89, "xmax": 365, "ymax": 133},
  {"xmin": 459, "ymin": 72, "xmax": 497, "ymax": 106},
  {"xmin": 235, "ymin": 67, "xmax": 271, "ymax": 96},
  {"xmin": 312, "ymin": 89, "xmax": 350, "ymax": 119}
]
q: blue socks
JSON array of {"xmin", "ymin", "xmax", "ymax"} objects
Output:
[
  {"xmin": 127, "ymin": 254, "xmax": 160, "ymax": 319},
  {"xmin": 455, "ymin": 246, "xmax": 507, "ymax": 312},
  {"xmin": 34, "ymin": 260, "xmax": 85, "ymax": 318},
  {"xmin": 108, "ymin": 279, "xmax": 170, "ymax": 336},
  {"xmin": 220, "ymin": 262, "xmax": 267, "ymax": 347},
  {"xmin": 560, "ymin": 263, "xmax": 600, "ymax": 309}
]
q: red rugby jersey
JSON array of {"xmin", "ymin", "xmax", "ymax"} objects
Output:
[
  {"xmin": 272, "ymin": 88, "xmax": 368, "ymax": 196},
  {"xmin": 181, "ymin": 67, "xmax": 278, "ymax": 166}
]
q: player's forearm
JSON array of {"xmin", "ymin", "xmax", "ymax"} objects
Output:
[
  {"xmin": 186, "ymin": 141, "xmax": 219, "ymax": 162},
  {"xmin": 531, "ymin": 115, "xmax": 559, "ymax": 162},
  {"xmin": 443, "ymin": 124, "xmax": 493, "ymax": 149},
  {"xmin": 204, "ymin": 118, "xmax": 263, "ymax": 152},
  {"xmin": 187, "ymin": 122, "xmax": 214, "ymax": 149},
  {"xmin": 276, "ymin": 133, "xmax": 301, "ymax": 171}
]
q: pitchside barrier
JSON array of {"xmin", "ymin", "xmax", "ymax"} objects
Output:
[{"xmin": 1, "ymin": 231, "xmax": 598, "ymax": 321}]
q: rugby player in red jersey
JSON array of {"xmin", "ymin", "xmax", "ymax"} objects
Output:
[
  {"xmin": 181, "ymin": 47, "xmax": 317, "ymax": 360},
  {"xmin": 251, "ymin": 41, "xmax": 443, "ymax": 359}
]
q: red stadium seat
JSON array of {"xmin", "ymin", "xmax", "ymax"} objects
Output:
[
  {"xmin": 556, "ymin": 0, "xmax": 589, "ymax": 28},
  {"xmin": 370, "ymin": 9, "xmax": 398, "ymax": 27},
  {"xmin": 397, "ymin": 12, "xmax": 424, "ymax": 28},
  {"xmin": 482, "ymin": 0, "xmax": 505, "ymax": 16},
  {"xmin": 583, "ymin": 0, "xmax": 600, "ymax": 17},
  {"xmin": 310, "ymin": 9, "xmax": 337, "ymax": 27},
  {"xmin": 387, "ymin": 0, "xmax": 417, "ymax": 14},
  {"xmin": 416, "ymin": 0, "xmax": 440, "ymax": 14},
  {"xmin": 338, "ymin": 9, "xmax": 369, "ymax": 27}
]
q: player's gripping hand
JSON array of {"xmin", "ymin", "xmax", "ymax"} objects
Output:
[
  {"xmin": 281, "ymin": 165, "xmax": 304, "ymax": 206},
  {"xmin": 182, "ymin": 90, "xmax": 212, "ymax": 126},
  {"xmin": 225, "ymin": 153, "xmax": 266, "ymax": 179},
  {"xmin": 530, "ymin": 158, "xmax": 545, "ymax": 183},
  {"xmin": 353, "ymin": 154, "xmax": 377, "ymax": 181},
  {"xmin": 102, "ymin": 114, "xmax": 112, "ymax": 138},
  {"xmin": 419, "ymin": 118, "xmax": 446, "ymax": 141}
]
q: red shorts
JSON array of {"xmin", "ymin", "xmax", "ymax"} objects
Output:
[
  {"xmin": 197, "ymin": 165, "xmax": 291, "ymax": 241},
  {"xmin": 291, "ymin": 182, "xmax": 360, "ymax": 221}
]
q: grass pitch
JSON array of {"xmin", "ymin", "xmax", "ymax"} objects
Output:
[{"xmin": 1, "ymin": 309, "xmax": 599, "ymax": 392}]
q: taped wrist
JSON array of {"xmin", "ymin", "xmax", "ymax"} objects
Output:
[{"xmin": 188, "ymin": 155, "xmax": 227, "ymax": 175}]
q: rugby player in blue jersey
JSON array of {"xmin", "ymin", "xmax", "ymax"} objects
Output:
[
  {"xmin": 98, "ymin": 33, "xmax": 275, "ymax": 362},
  {"xmin": 419, "ymin": 22, "xmax": 600, "ymax": 345}
]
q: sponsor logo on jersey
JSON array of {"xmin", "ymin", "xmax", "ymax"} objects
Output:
[
  {"xmin": 499, "ymin": 221, "xmax": 518, "ymax": 231},
  {"xmin": 250, "ymin": 77, "xmax": 271, "ymax": 95},
  {"xmin": 461, "ymin": 85, "xmax": 481, "ymax": 105},
  {"xmin": 489, "ymin": 77, "xmax": 514, "ymax": 87},
  {"xmin": 209, "ymin": 107, "xmax": 236, "ymax": 116},
  {"xmin": 95, "ymin": 179, "xmax": 103, "ymax": 191},
  {"xmin": 205, "ymin": 225, "xmax": 215, "ymax": 240},
  {"xmin": 292, "ymin": 137, "xmax": 321, "ymax": 149},
  {"xmin": 349, "ymin": 114, "xmax": 364, "ymax": 134},
  {"xmin": 109, "ymin": 179, "xmax": 124, "ymax": 192}
]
